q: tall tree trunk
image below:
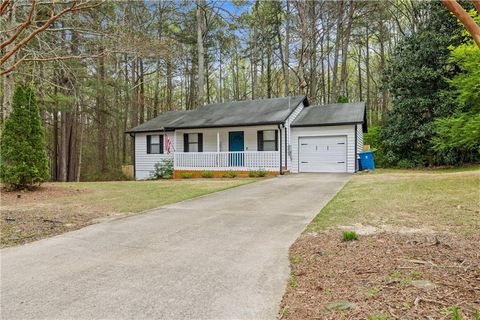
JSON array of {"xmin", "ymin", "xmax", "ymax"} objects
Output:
[
  {"xmin": 166, "ymin": 60, "xmax": 173, "ymax": 110},
  {"xmin": 357, "ymin": 46, "xmax": 363, "ymax": 101},
  {"xmin": 1, "ymin": 1, "xmax": 16, "ymax": 120},
  {"xmin": 196, "ymin": 0, "xmax": 205, "ymax": 107},
  {"xmin": 320, "ymin": 28, "xmax": 327, "ymax": 104},
  {"xmin": 365, "ymin": 26, "xmax": 371, "ymax": 125},
  {"xmin": 340, "ymin": 0, "xmax": 355, "ymax": 99},
  {"xmin": 96, "ymin": 55, "xmax": 107, "ymax": 173},
  {"xmin": 59, "ymin": 110, "xmax": 68, "ymax": 182},
  {"xmin": 139, "ymin": 58, "xmax": 145, "ymax": 123},
  {"xmin": 122, "ymin": 54, "xmax": 129, "ymax": 164},
  {"xmin": 52, "ymin": 80, "xmax": 59, "ymax": 181},
  {"xmin": 251, "ymin": 38, "xmax": 257, "ymax": 99},
  {"xmin": 154, "ymin": 61, "xmax": 160, "ymax": 117},
  {"xmin": 188, "ymin": 58, "xmax": 196, "ymax": 109},
  {"xmin": 131, "ymin": 58, "xmax": 138, "ymax": 127},
  {"xmin": 274, "ymin": 1, "xmax": 287, "ymax": 96},
  {"xmin": 219, "ymin": 47, "xmax": 223, "ymax": 102},
  {"xmin": 379, "ymin": 23, "xmax": 388, "ymax": 118},
  {"xmin": 309, "ymin": 0, "xmax": 317, "ymax": 103},
  {"xmin": 235, "ymin": 50, "xmax": 240, "ymax": 100},
  {"xmin": 266, "ymin": 48, "xmax": 272, "ymax": 98},
  {"xmin": 284, "ymin": 0, "xmax": 290, "ymax": 95},
  {"xmin": 331, "ymin": 0, "xmax": 344, "ymax": 103},
  {"xmin": 205, "ymin": 52, "xmax": 211, "ymax": 104},
  {"xmin": 76, "ymin": 111, "xmax": 83, "ymax": 182}
]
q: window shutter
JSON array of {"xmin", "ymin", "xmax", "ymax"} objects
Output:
[
  {"xmin": 146, "ymin": 135, "xmax": 151, "ymax": 154},
  {"xmin": 183, "ymin": 133, "xmax": 189, "ymax": 152},
  {"xmin": 198, "ymin": 133, "xmax": 203, "ymax": 152},
  {"xmin": 257, "ymin": 131, "xmax": 264, "ymax": 151},
  {"xmin": 159, "ymin": 135, "xmax": 164, "ymax": 154},
  {"xmin": 274, "ymin": 130, "xmax": 278, "ymax": 151}
]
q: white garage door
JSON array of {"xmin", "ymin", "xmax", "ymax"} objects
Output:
[{"xmin": 298, "ymin": 136, "xmax": 347, "ymax": 172}]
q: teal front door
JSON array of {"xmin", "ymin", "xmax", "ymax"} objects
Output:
[{"xmin": 229, "ymin": 131, "xmax": 244, "ymax": 166}]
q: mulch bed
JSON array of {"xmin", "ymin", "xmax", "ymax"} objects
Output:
[{"xmin": 280, "ymin": 231, "xmax": 480, "ymax": 319}]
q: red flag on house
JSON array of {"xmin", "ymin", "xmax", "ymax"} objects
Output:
[{"xmin": 164, "ymin": 135, "xmax": 171, "ymax": 154}]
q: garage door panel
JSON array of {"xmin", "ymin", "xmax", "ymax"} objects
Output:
[{"xmin": 299, "ymin": 136, "xmax": 347, "ymax": 173}]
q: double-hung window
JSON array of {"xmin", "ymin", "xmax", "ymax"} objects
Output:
[
  {"xmin": 183, "ymin": 133, "xmax": 203, "ymax": 152},
  {"xmin": 257, "ymin": 130, "xmax": 278, "ymax": 151},
  {"xmin": 147, "ymin": 135, "xmax": 164, "ymax": 154}
]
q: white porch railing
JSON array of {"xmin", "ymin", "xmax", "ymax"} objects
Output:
[{"xmin": 174, "ymin": 151, "xmax": 280, "ymax": 171}]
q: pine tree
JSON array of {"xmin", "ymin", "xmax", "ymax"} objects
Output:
[{"xmin": 0, "ymin": 86, "xmax": 49, "ymax": 190}]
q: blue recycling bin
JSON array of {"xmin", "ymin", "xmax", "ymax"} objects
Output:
[{"xmin": 359, "ymin": 151, "xmax": 375, "ymax": 170}]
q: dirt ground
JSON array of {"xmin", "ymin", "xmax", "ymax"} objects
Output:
[
  {"xmin": 1, "ymin": 186, "xmax": 103, "ymax": 247},
  {"xmin": 280, "ymin": 231, "xmax": 480, "ymax": 320}
]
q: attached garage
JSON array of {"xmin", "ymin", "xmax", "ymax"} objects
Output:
[
  {"xmin": 290, "ymin": 102, "xmax": 367, "ymax": 174},
  {"xmin": 298, "ymin": 135, "xmax": 347, "ymax": 173}
]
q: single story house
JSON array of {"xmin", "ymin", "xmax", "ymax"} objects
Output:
[{"xmin": 126, "ymin": 96, "xmax": 367, "ymax": 179}]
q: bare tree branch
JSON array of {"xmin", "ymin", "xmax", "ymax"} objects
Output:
[
  {"xmin": 0, "ymin": 0, "xmax": 11, "ymax": 16},
  {"xmin": 0, "ymin": 0, "xmax": 105, "ymax": 67},
  {"xmin": 442, "ymin": 0, "xmax": 480, "ymax": 47},
  {"xmin": 0, "ymin": 0, "xmax": 36, "ymax": 49},
  {"xmin": 472, "ymin": 0, "xmax": 480, "ymax": 13},
  {"xmin": 0, "ymin": 51, "xmax": 108, "ymax": 76}
]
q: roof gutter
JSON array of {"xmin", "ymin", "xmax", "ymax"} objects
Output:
[{"xmin": 291, "ymin": 121, "xmax": 364, "ymax": 128}]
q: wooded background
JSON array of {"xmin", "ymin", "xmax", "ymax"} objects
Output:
[{"xmin": 0, "ymin": 1, "xmax": 474, "ymax": 181}]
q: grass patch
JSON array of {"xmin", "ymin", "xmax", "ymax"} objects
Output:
[
  {"xmin": 280, "ymin": 307, "xmax": 289, "ymax": 318},
  {"xmin": 342, "ymin": 231, "xmax": 358, "ymax": 241},
  {"xmin": 290, "ymin": 255, "xmax": 302, "ymax": 264},
  {"xmin": 307, "ymin": 169, "xmax": 480, "ymax": 236},
  {"xmin": 1, "ymin": 179, "xmax": 257, "ymax": 247},
  {"xmin": 388, "ymin": 271, "xmax": 423, "ymax": 286},
  {"xmin": 366, "ymin": 165, "xmax": 480, "ymax": 175},
  {"xmin": 444, "ymin": 306, "xmax": 462, "ymax": 320},
  {"xmin": 366, "ymin": 287, "xmax": 380, "ymax": 298},
  {"xmin": 288, "ymin": 273, "xmax": 298, "ymax": 288}
]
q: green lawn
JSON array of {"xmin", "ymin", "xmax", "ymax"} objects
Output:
[
  {"xmin": 307, "ymin": 168, "xmax": 480, "ymax": 236},
  {"xmin": 54, "ymin": 179, "xmax": 257, "ymax": 213},
  {"xmin": 1, "ymin": 178, "xmax": 257, "ymax": 247}
]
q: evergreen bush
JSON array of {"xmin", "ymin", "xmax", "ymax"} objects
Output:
[{"xmin": 0, "ymin": 86, "xmax": 49, "ymax": 190}]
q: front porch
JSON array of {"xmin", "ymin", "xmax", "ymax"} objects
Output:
[{"xmin": 173, "ymin": 151, "xmax": 280, "ymax": 172}]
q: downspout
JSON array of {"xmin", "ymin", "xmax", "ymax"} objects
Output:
[
  {"xmin": 284, "ymin": 124, "xmax": 288, "ymax": 171},
  {"xmin": 354, "ymin": 125, "xmax": 358, "ymax": 172},
  {"xmin": 129, "ymin": 133, "xmax": 136, "ymax": 179},
  {"xmin": 278, "ymin": 124, "xmax": 283, "ymax": 175}
]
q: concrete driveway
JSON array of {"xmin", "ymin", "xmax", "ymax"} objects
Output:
[{"xmin": 1, "ymin": 174, "xmax": 350, "ymax": 320}]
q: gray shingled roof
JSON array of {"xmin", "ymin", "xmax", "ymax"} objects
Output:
[
  {"xmin": 291, "ymin": 102, "xmax": 366, "ymax": 127},
  {"xmin": 127, "ymin": 96, "xmax": 308, "ymax": 133}
]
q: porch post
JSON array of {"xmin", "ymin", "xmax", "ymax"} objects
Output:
[
  {"xmin": 173, "ymin": 131, "xmax": 177, "ymax": 152},
  {"xmin": 173, "ymin": 131, "xmax": 177, "ymax": 169},
  {"xmin": 216, "ymin": 131, "xmax": 220, "ymax": 152}
]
